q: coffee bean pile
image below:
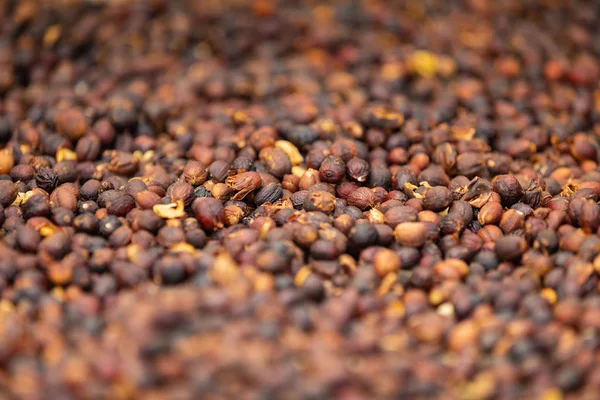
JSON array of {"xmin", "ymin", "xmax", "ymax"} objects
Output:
[{"xmin": 0, "ymin": 0, "xmax": 600, "ymax": 398}]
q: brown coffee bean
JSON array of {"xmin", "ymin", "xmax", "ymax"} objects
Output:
[
  {"xmin": 499, "ymin": 209, "xmax": 525, "ymax": 234},
  {"xmin": 260, "ymin": 147, "xmax": 292, "ymax": 178},
  {"xmin": 50, "ymin": 186, "xmax": 78, "ymax": 212},
  {"xmin": 346, "ymin": 158, "xmax": 370, "ymax": 182},
  {"xmin": 182, "ymin": 161, "xmax": 208, "ymax": 186},
  {"xmin": 394, "ymin": 222, "xmax": 436, "ymax": 247},
  {"xmin": 373, "ymin": 248, "xmax": 402, "ymax": 276},
  {"xmin": 225, "ymin": 171, "xmax": 262, "ymax": 200},
  {"xmin": 168, "ymin": 181, "xmax": 195, "ymax": 206},
  {"xmin": 16, "ymin": 225, "xmax": 41, "ymax": 253},
  {"xmin": 0, "ymin": 180, "xmax": 17, "ymax": 207},
  {"xmin": 347, "ymin": 187, "xmax": 376, "ymax": 210},
  {"xmin": 0, "ymin": 148, "xmax": 14, "ymax": 174},
  {"xmin": 492, "ymin": 174, "xmax": 524, "ymax": 207},
  {"xmin": 106, "ymin": 193, "xmax": 136, "ymax": 216},
  {"xmin": 478, "ymin": 201, "xmax": 503, "ymax": 225},
  {"xmin": 108, "ymin": 152, "xmax": 138, "ymax": 175},
  {"xmin": 423, "ymin": 186, "xmax": 452, "ymax": 212},
  {"xmin": 192, "ymin": 197, "xmax": 225, "ymax": 231},
  {"xmin": 495, "ymin": 236, "xmax": 527, "ymax": 261},
  {"xmin": 319, "ymin": 155, "xmax": 346, "ymax": 183},
  {"xmin": 76, "ymin": 135, "xmax": 101, "ymax": 161}
]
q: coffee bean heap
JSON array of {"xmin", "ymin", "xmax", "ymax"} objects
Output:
[{"xmin": 0, "ymin": 0, "xmax": 599, "ymax": 398}]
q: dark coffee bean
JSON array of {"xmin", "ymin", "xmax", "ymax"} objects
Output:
[
  {"xmin": 99, "ymin": 215, "xmax": 122, "ymax": 237},
  {"xmin": 319, "ymin": 155, "xmax": 346, "ymax": 183},
  {"xmin": 495, "ymin": 236, "xmax": 527, "ymax": 261},
  {"xmin": 254, "ymin": 183, "xmax": 283, "ymax": 205},
  {"xmin": 349, "ymin": 222, "xmax": 378, "ymax": 249},
  {"xmin": 492, "ymin": 174, "xmax": 524, "ymax": 207},
  {"xmin": 35, "ymin": 168, "xmax": 58, "ymax": 193}
]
